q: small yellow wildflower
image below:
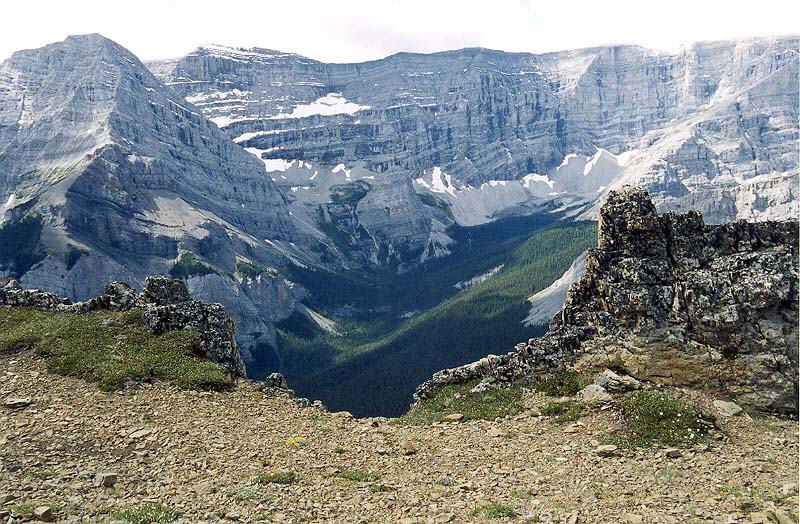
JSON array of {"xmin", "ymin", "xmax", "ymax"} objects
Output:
[{"xmin": 285, "ymin": 436, "xmax": 308, "ymax": 448}]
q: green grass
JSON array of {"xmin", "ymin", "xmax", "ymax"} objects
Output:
[
  {"xmin": 393, "ymin": 380, "xmax": 524, "ymax": 425},
  {"xmin": 369, "ymin": 484, "xmax": 392, "ymax": 493},
  {"xmin": 470, "ymin": 504, "xmax": 518, "ymax": 518},
  {"xmin": 254, "ymin": 471, "xmax": 298, "ymax": 485},
  {"xmin": 168, "ymin": 252, "xmax": 218, "ymax": 279},
  {"xmin": 611, "ymin": 390, "xmax": 713, "ymax": 447},
  {"xmin": 539, "ymin": 400, "xmax": 588, "ymax": 425},
  {"xmin": 330, "ymin": 470, "xmax": 381, "ymax": 482},
  {"xmin": 114, "ymin": 504, "xmax": 178, "ymax": 524},
  {"xmin": 533, "ymin": 368, "xmax": 590, "ymax": 397},
  {"xmin": 236, "ymin": 259, "xmax": 278, "ymax": 280},
  {"xmin": 0, "ymin": 307, "xmax": 231, "ymax": 391}
]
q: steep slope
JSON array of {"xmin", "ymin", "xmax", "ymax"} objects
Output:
[
  {"xmin": 152, "ymin": 36, "xmax": 798, "ymax": 257},
  {"xmin": 0, "ymin": 35, "xmax": 327, "ymax": 362}
]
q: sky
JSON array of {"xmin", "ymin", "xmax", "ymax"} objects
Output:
[{"xmin": 1, "ymin": 0, "xmax": 798, "ymax": 63}]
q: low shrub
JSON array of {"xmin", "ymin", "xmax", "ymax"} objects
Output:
[
  {"xmin": 612, "ymin": 390, "xmax": 713, "ymax": 447},
  {"xmin": 394, "ymin": 380, "xmax": 524, "ymax": 425}
]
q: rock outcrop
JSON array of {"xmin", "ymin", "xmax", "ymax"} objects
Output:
[
  {"xmin": 0, "ymin": 275, "xmax": 246, "ymax": 378},
  {"xmin": 416, "ymin": 187, "xmax": 799, "ymax": 414}
]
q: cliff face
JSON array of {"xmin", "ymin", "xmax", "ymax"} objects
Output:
[
  {"xmin": 416, "ymin": 187, "xmax": 798, "ymax": 414},
  {"xmin": 152, "ymin": 36, "xmax": 798, "ymax": 255}
]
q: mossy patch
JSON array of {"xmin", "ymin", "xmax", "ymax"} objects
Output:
[
  {"xmin": 532, "ymin": 368, "xmax": 589, "ymax": 397},
  {"xmin": 254, "ymin": 471, "xmax": 298, "ymax": 485},
  {"xmin": 0, "ymin": 307, "xmax": 230, "ymax": 391},
  {"xmin": 539, "ymin": 400, "xmax": 588, "ymax": 425},
  {"xmin": 393, "ymin": 380, "xmax": 524, "ymax": 425},
  {"xmin": 330, "ymin": 469, "xmax": 381, "ymax": 482},
  {"xmin": 114, "ymin": 503, "xmax": 178, "ymax": 524},
  {"xmin": 611, "ymin": 390, "xmax": 713, "ymax": 448}
]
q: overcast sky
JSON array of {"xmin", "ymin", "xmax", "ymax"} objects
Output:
[{"xmin": 1, "ymin": 0, "xmax": 797, "ymax": 63}]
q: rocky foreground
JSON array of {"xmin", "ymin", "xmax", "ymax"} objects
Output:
[{"xmin": 1, "ymin": 352, "xmax": 797, "ymax": 524}]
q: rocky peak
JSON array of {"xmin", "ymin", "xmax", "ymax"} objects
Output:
[{"xmin": 416, "ymin": 187, "xmax": 799, "ymax": 414}]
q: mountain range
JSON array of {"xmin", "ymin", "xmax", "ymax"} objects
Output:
[{"xmin": 0, "ymin": 33, "xmax": 797, "ymax": 414}]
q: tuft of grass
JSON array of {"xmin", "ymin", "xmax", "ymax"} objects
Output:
[
  {"xmin": 254, "ymin": 471, "xmax": 298, "ymax": 485},
  {"xmin": 330, "ymin": 469, "xmax": 381, "ymax": 482},
  {"xmin": 470, "ymin": 504, "xmax": 518, "ymax": 518},
  {"xmin": 654, "ymin": 467, "xmax": 678, "ymax": 485},
  {"xmin": 0, "ymin": 307, "xmax": 231, "ymax": 391},
  {"xmin": 229, "ymin": 485, "xmax": 270, "ymax": 502},
  {"xmin": 611, "ymin": 390, "xmax": 713, "ymax": 448},
  {"xmin": 539, "ymin": 400, "xmax": 588, "ymax": 425},
  {"xmin": 114, "ymin": 503, "xmax": 178, "ymax": 524},
  {"xmin": 393, "ymin": 380, "xmax": 524, "ymax": 425},
  {"xmin": 510, "ymin": 489, "xmax": 533, "ymax": 499},
  {"xmin": 369, "ymin": 484, "xmax": 392, "ymax": 493},
  {"xmin": 533, "ymin": 368, "xmax": 589, "ymax": 397}
]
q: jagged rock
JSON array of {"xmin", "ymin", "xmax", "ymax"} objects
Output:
[
  {"xmin": 576, "ymin": 384, "xmax": 612, "ymax": 405},
  {"xmin": 416, "ymin": 187, "xmax": 798, "ymax": 414},
  {"xmin": 593, "ymin": 444, "xmax": 619, "ymax": 457},
  {"xmin": 141, "ymin": 276, "xmax": 191, "ymax": 306},
  {"xmin": 2, "ymin": 397, "xmax": 32, "ymax": 409},
  {"xmin": 713, "ymin": 400, "xmax": 743, "ymax": 417},
  {"xmin": 94, "ymin": 472, "xmax": 117, "ymax": 488},
  {"xmin": 0, "ymin": 276, "xmax": 246, "ymax": 379},
  {"xmin": 265, "ymin": 373, "xmax": 290, "ymax": 390},
  {"xmin": 665, "ymin": 448, "xmax": 683, "ymax": 459},
  {"xmin": 33, "ymin": 506, "xmax": 53, "ymax": 522},
  {"xmin": 594, "ymin": 370, "xmax": 641, "ymax": 393}
]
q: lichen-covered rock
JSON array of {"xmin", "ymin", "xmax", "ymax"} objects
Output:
[
  {"xmin": 416, "ymin": 187, "xmax": 798, "ymax": 414},
  {"xmin": 0, "ymin": 276, "xmax": 246, "ymax": 379},
  {"xmin": 141, "ymin": 276, "xmax": 192, "ymax": 306}
]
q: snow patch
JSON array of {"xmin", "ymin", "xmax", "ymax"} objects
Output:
[
  {"xmin": 332, "ymin": 163, "xmax": 352, "ymax": 181},
  {"xmin": 1, "ymin": 194, "xmax": 16, "ymax": 215},
  {"xmin": 454, "ymin": 265, "xmax": 505, "ymax": 291},
  {"xmin": 524, "ymin": 252, "xmax": 587, "ymax": 326},
  {"xmin": 429, "ymin": 166, "xmax": 457, "ymax": 196},
  {"xmin": 243, "ymin": 147, "xmax": 294, "ymax": 172},
  {"xmin": 233, "ymin": 129, "xmax": 283, "ymax": 143},
  {"xmin": 523, "ymin": 173, "xmax": 555, "ymax": 189},
  {"xmin": 272, "ymin": 93, "xmax": 369, "ymax": 119}
]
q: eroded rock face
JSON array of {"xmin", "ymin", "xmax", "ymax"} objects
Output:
[
  {"xmin": 416, "ymin": 187, "xmax": 799, "ymax": 414},
  {"xmin": 153, "ymin": 36, "xmax": 799, "ymax": 232},
  {"xmin": 0, "ymin": 275, "xmax": 246, "ymax": 378}
]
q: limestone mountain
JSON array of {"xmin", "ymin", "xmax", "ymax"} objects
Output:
[{"xmin": 152, "ymin": 36, "xmax": 798, "ymax": 262}]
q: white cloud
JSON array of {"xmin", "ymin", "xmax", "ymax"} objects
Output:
[{"xmin": 0, "ymin": 0, "xmax": 797, "ymax": 63}]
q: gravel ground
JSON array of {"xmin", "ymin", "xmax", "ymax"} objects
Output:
[{"xmin": 1, "ymin": 352, "xmax": 797, "ymax": 524}]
